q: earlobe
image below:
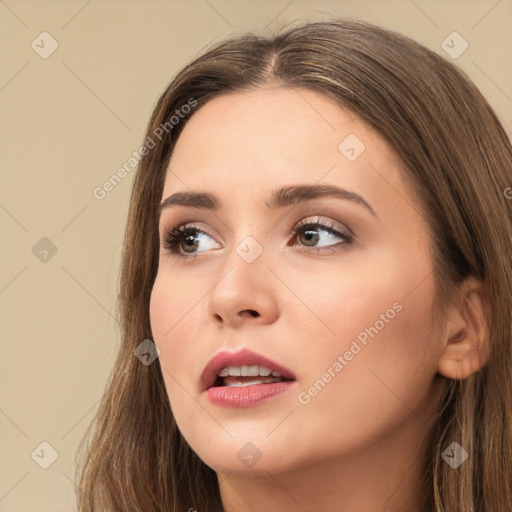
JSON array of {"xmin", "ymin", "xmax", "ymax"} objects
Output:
[
  {"xmin": 437, "ymin": 336, "xmax": 489, "ymax": 379},
  {"xmin": 437, "ymin": 277, "xmax": 491, "ymax": 380}
]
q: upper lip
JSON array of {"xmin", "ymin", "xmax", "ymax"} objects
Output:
[{"xmin": 200, "ymin": 348, "xmax": 296, "ymax": 391}]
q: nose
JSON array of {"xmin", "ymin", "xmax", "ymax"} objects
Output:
[{"xmin": 207, "ymin": 249, "xmax": 279, "ymax": 328}]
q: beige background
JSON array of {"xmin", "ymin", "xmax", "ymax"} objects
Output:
[{"xmin": 1, "ymin": 0, "xmax": 511, "ymax": 510}]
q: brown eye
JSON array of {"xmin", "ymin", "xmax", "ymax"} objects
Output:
[
  {"xmin": 290, "ymin": 220, "xmax": 353, "ymax": 251},
  {"xmin": 163, "ymin": 225, "xmax": 218, "ymax": 256}
]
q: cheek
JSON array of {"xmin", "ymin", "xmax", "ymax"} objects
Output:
[
  {"xmin": 286, "ymin": 247, "xmax": 436, "ymax": 357},
  {"xmin": 292, "ymin": 253, "xmax": 440, "ymax": 444},
  {"xmin": 149, "ymin": 272, "xmax": 204, "ymax": 385},
  {"xmin": 149, "ymin": 273, "xmax": 210, "ymax": 438},
  {"xmin": 149, "ymin": 265, "xmax": 205, "ymax": 343}
]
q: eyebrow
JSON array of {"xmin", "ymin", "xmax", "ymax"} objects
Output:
[{"xmin": 157, "ymin": 184, "xmax": 377, "ymax": 218}]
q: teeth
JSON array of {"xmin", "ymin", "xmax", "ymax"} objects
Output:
[
  {"xmin": 228, "ymin": 366, "xmax": 241, "ymax": 376},
  {"xmin": 217, "ymin": 365, "xmax": 282, "ymax": 378},
  {"xmin": 226, "ymin": 378, "xmax": 265, "ymax": 387},
  {"xmin": 224, "ymin": 376, "xmax": 283, "ymax": 387},
  {"xmin": 241, "ymin": 365, "xmax": 259, "ymax": 377}
]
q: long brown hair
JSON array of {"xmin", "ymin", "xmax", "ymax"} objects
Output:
[{"xmin": 75, "ymin": 17, "xmax": 512, "ymax": 511}]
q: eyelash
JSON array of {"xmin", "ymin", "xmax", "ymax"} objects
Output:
[{"xmin": 162, "ymin": 218, "xmax": 354, "ymax": 258}]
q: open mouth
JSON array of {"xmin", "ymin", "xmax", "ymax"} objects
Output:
[
  {"xmin": 200, "ymin": 348, "xmax": 297, "ymax": 400},
  {"xmin": 211, "ymin": 365, "xmax": 294, "ymax": 388},
  {"xmin": 205, "ymin": 361, "xmax": 297, "ymax": 407}
]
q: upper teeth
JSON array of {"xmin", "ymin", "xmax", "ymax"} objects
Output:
[{"xmin": 218, "ymin": 365, "xmax": 282, "ymax": 378}]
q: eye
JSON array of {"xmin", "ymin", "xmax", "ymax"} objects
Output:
[
  {"xmin": 162, "ymin": 224, "xmax": 219, "ymax": 257},
  {"xmin": 289, "ymin": 217, "xmax": 353, "ymax": 253},
  {"xmin": 161, "ymin": 217, "xmax": 353, "ymax": 258}
]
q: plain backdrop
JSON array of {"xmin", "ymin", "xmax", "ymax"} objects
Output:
[{"xmin": 1, "ymin": 0, "xmax": 511, "ymax": 510}]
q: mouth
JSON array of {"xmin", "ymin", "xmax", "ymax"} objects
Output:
[
  {"xmin": 201, "ymin": 348, "xmax": 296, "ymax": 391},
  {"xmin": 200, "ymin": 348, "xmax": 297, "ymax": 407},
  {"xmin": 211, "ymin": 367, "xmax": 293, "ymax": 388}
]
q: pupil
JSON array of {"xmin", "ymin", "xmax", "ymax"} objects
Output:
[{"xmin": 183, "ymin": 235, "xmax": 198, "ymax": 252}]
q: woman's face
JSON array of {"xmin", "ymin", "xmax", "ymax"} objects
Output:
[{"xmin": 149, "ymin": 87, "xmax": 445, "ymax": 475}]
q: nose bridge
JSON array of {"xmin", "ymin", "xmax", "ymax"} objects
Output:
[
  {"xmin": 222, "ymin": 207, "xmax": 271, "ymax": 268},
  {"xmin": 217, "ymin": 231, "xmax": 268, "ymax": 297}
]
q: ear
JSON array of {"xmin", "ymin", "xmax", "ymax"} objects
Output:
[{"xmin": 437, "ymin": 276, "xmax": 491, "ymax": 380}]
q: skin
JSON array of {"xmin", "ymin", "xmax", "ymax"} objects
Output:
[{"xmin": 149, "ymin": 87, "xmax": 488, "ymax": 511}]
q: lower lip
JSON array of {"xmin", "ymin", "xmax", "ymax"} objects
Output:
[{"xmin": 206, "ymin": 381, "xmax": 296, "ymax": 408}]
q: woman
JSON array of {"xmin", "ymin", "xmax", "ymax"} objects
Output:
[{"xmin": 76, "ymin": 17, "xmax": 512, "ymax": 511}]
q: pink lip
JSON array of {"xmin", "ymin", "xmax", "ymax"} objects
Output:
[
  {"xmin": 207, "ymin": 381, "xmax": 297, "ymax": 408},
  {"xmin": 200, "ymin": 348, "xmax": 296, "ymax": 407}
]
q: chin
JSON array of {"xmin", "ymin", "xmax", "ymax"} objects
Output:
[
  {"xmin": 185, "ymin": 432, "xmax": 309, "ymax": 477},
  {"xmin": 203, "ymin": 451, "xmax": 299, "ymax": 477}
]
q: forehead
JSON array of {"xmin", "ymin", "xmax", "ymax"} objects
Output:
[
  {"xmin": 162, "ymin": 87, "xmax": 414, "ymax": 220},
  {"xmin": 170, "ymin": 87, "xmax": 391, "ymax": 165}
]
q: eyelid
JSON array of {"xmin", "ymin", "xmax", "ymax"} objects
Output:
[
  {"xmin": 160, "ymin": 220, "xmax": 216, "ymax": 241},
  {"xmin": 160, "ymin": 216, "xmax": 350, "ymax": 239},
  {"xmin": 292, "ymin": 216, "xmax": 354, "ymax": 237}
]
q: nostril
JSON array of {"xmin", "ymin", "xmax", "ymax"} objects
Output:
[{"xmin": 238, "ymin": 309, "xmax": 259, "ymax": 317}]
